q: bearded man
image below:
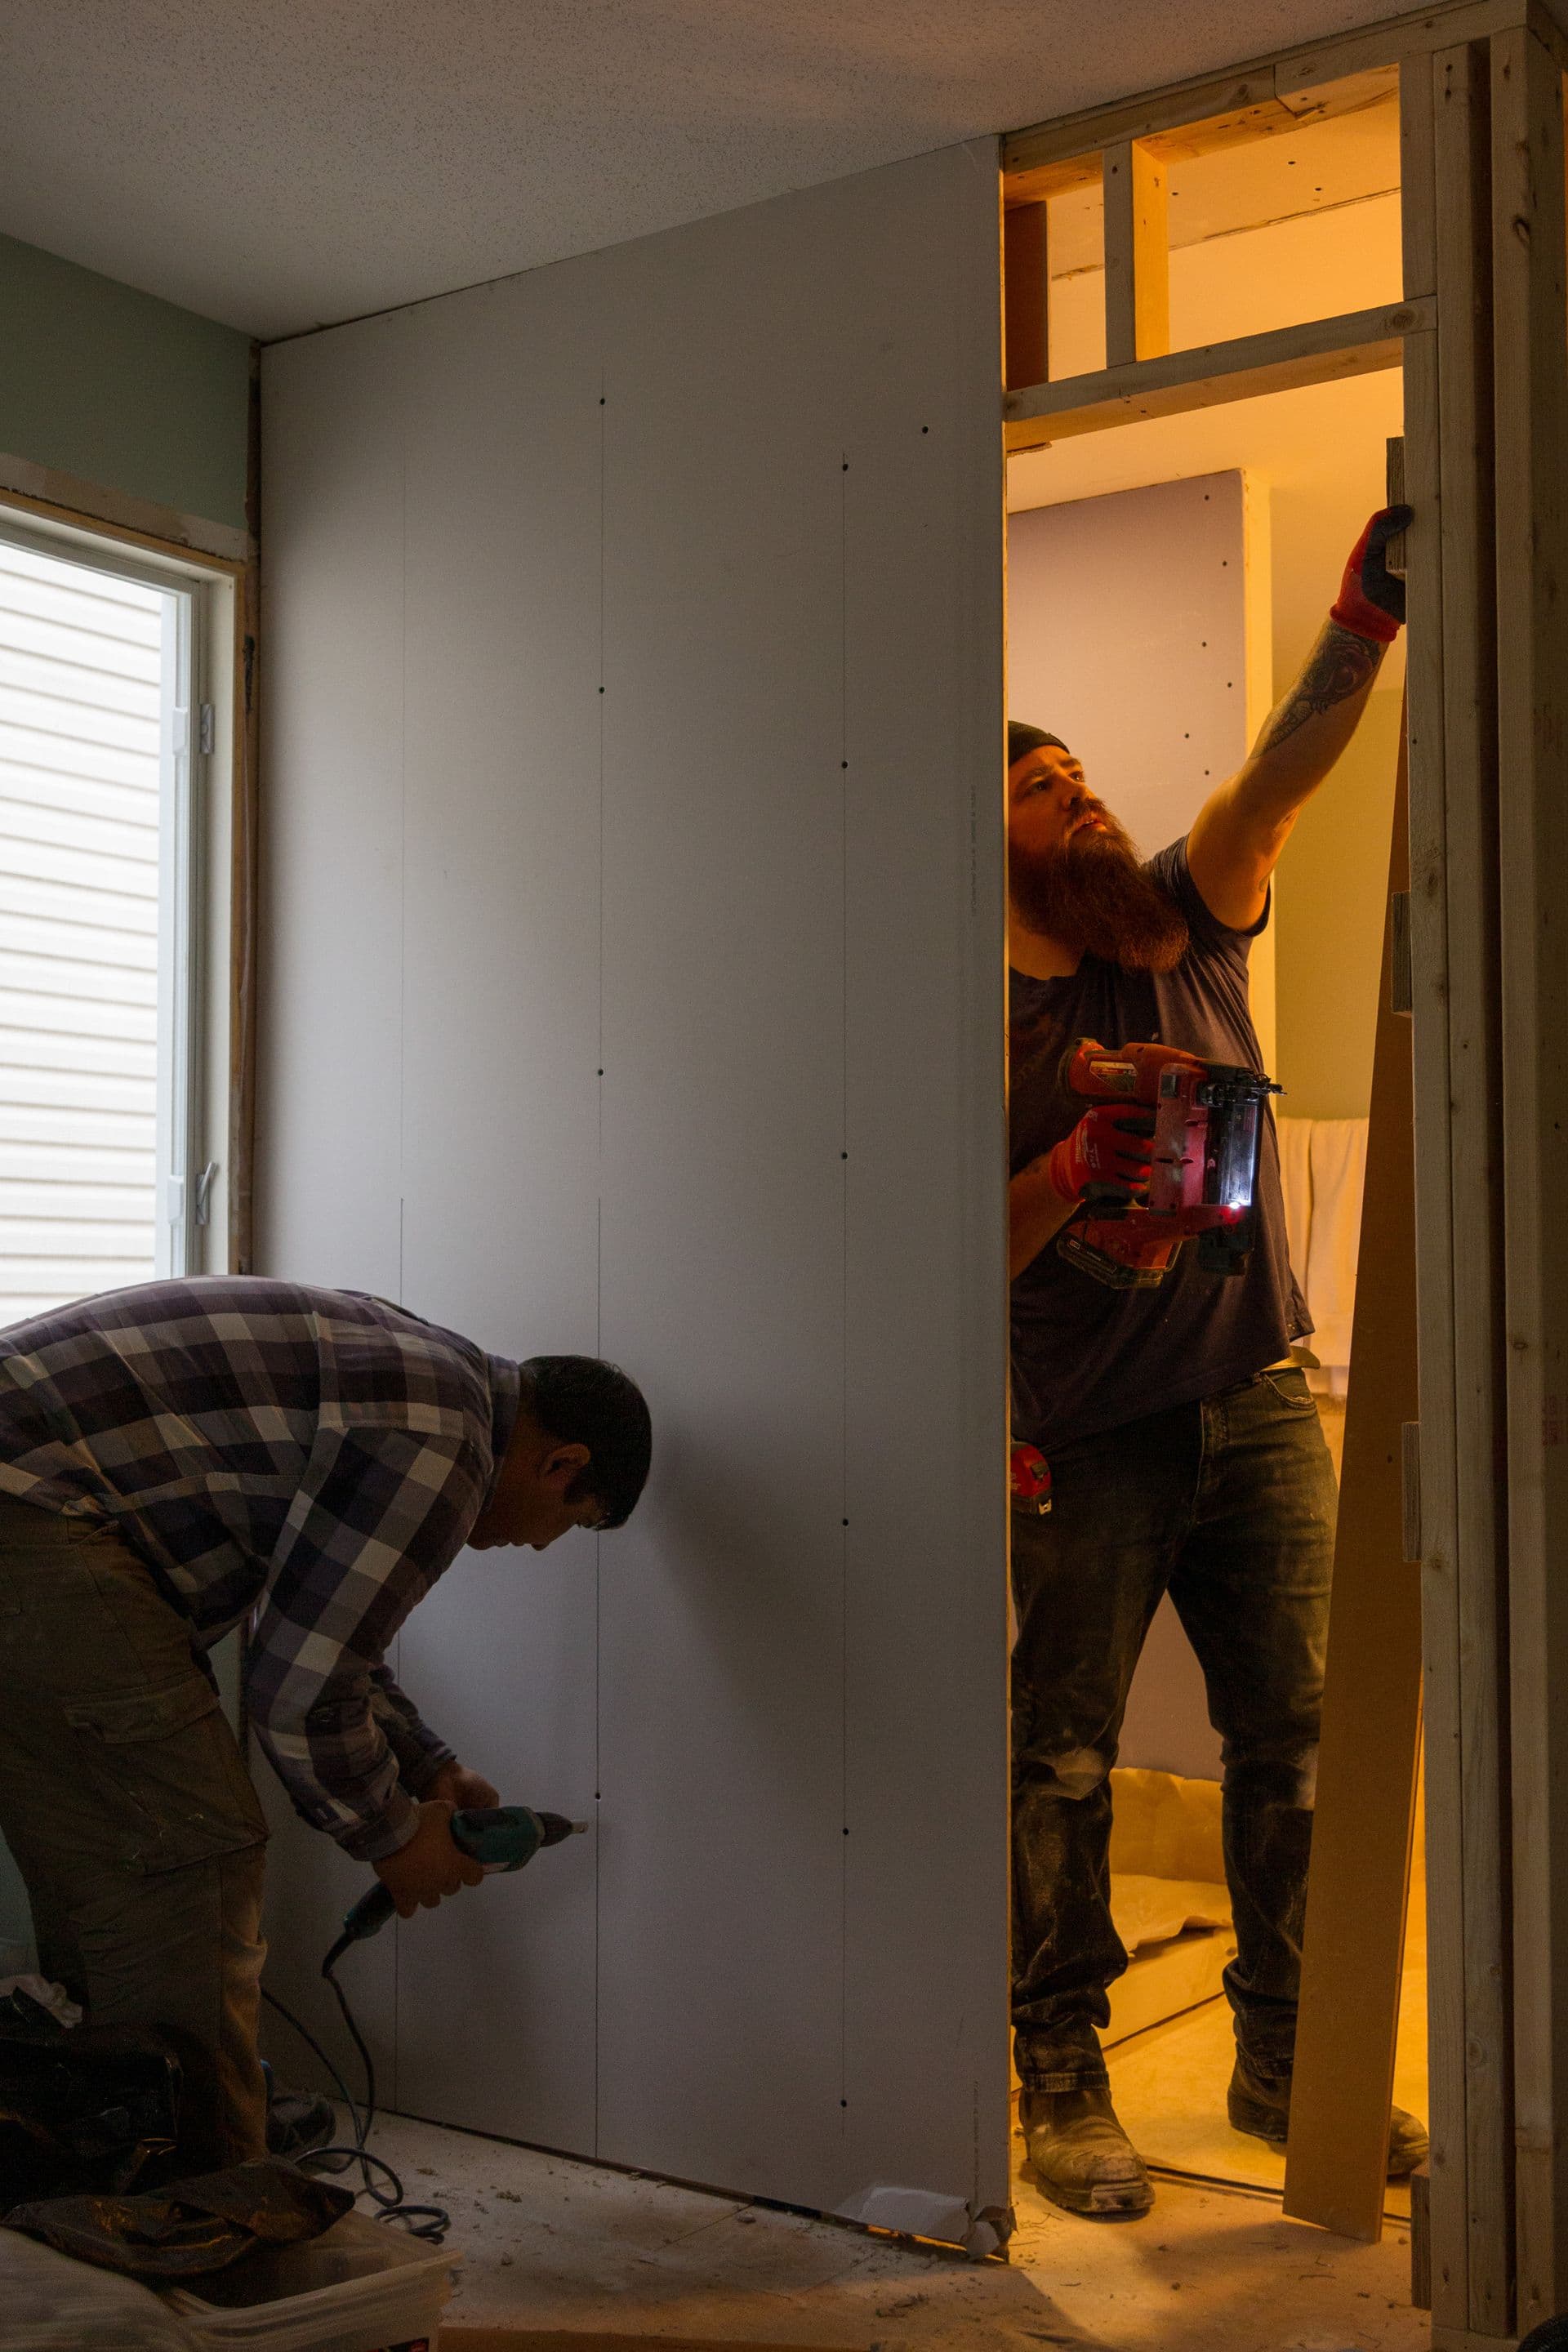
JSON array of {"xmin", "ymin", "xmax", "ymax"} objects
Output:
[{"xmin": 1008, "ymin": 506, "xmax": 1428, "ymax": 2218}]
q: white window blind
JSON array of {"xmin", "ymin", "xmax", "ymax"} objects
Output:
[{"xmin": 0, "ymin": 535, "xmax": 195, "ymax": 1325}]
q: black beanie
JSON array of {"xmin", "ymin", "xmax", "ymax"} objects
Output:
[{"xmin": 1009, "ymin": 722, "xmax": 1071, "ymax": 768}]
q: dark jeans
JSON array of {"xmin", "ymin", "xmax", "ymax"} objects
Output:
[{"xmin": 1010, "ymin": 1367, "xmax": 1336, "ymax": 2092}]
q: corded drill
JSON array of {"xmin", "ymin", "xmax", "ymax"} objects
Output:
[{"xmin": 324, "ymin": 1805, "xmax": 587, "ymax": 1972}]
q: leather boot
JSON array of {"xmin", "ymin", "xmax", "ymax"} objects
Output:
[
  {"xmin": 1227, "ymin": 2058, "xmax": 1430, "ymax": 2177},
  {"xmin": 1020, "ymin": 2085, "xmax": 1155, "ymax": 2218}
]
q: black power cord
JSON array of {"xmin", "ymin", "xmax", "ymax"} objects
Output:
[{"xmin": 261, "ymin": 1958, "xmax": 450, "ymax": 2242}]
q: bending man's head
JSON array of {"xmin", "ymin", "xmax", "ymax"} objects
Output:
[
  {"xmin": 470, "ymin": 1355, "xmax": 652, "ymax": 1550},
  {"xmin": 1006, "ymin": 722, "xmax": 1188, "ymax": 975}
]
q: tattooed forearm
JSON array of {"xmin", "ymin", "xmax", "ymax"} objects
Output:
[{"xmin": 1252, "ymin": 619, "xmax": 1385, "ymax": 757}]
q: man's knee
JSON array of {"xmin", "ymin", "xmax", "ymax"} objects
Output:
[
  {"xmin": 1222, "ymin": 1734, "xmax": 1319, "ymax": 1810},
  {"xmin": 1021, "ymin": 1743, "xmax": 1114, "ymax": 1803}
]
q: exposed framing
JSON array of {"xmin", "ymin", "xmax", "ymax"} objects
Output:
[{"xmin": 1002, "ymin": 2, "xmax": 1568, "ymax": 2341}]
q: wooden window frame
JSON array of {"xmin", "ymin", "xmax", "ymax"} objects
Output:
[{"xmin": 1001, "ymin": 6, "xmax": 1568, "ymax": 2345}]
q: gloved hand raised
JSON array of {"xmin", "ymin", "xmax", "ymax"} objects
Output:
[
  {"xmin": 1331, "ymin": 504, "xmax": 1413, "ymax": 644},
  {"xmin": 1045, "ymin": 1104, "xmax": 1156, "ymax": 1204}
]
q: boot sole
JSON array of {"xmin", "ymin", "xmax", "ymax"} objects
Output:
[
  {"xmin": 1028, "ymin": 2163, "xmax": 1155, "ymax": 2220},
  {"xmin": 1230, "ymin": 2096, "xmax": 1429, "ymax": 2180}
]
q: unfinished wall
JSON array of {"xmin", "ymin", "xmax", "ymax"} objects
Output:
[
  {"xmin": 1011, "ymin": 144, "xmax": 1405, "ymax": 1123},
  {"xmin": 257, "ymin": 142, "xmax": 1008, "ymax": 2237},
  {"xmin": 0, "ymin": 234, "xmax": 251, "ymax": 532}
]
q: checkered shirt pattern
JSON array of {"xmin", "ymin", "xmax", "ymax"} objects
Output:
[{"xmin": 0, "ymin": 1277, "xmax": 521, "ymax": 1860}]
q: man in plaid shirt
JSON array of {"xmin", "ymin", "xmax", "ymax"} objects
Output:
[{"xmin": 0, "ymin": 1276, "xmax": 652, "ymax": 2172}]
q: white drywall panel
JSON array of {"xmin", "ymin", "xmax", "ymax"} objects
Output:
[
  {"xmin": 592, "ymin": 215, "xmax": 849, "ymax": 2203},
  {"xmin": 838, "ymin": 201, "xmax": 1009, "ymax": 2219},
  {"xmin": 254, "ymin": 314, "xmax": 408, "ymax": 2093},
  {"xmin": 256, "ymin": 312, "xmax": 406, "ymax": 1298},
  {"xmin": 1006, "ymin": 473, "xmax": 1250, "ymax": 868},
  {"xmin": 390, "ymin": 278, "xmax": 606, "ymax": 2149},
  {"xmin": 258, "ymin": 140, "xmax": 1006, "ymax": 2231}
]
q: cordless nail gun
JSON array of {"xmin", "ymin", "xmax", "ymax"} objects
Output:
[
  {"xmin": 325, "ymin": 1805, "xmax": 587, "ymax": 1971},
  {"xmin": 1057, "ymin": 1036, "xmax": 1281, "ymax": 1290}
]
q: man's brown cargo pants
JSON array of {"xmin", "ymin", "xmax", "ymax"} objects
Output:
[{"xmin": 0, "ymin": 1492, "xmax": 270, "ymax": 2169}]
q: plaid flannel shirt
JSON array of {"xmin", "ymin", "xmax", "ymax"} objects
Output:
[{"xmin": 0, "ymin": 1277, "xmax": 520, "ymax": 1860}]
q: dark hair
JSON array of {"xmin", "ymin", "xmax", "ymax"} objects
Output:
[{"xmin": 520, "ymin": 1355, "xmax": 652, "ymax": 1530}]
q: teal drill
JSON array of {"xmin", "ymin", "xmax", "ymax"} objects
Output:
[{"xmin": 324, "ymin": 1806, "xmax": 587, "ymax": 1971}]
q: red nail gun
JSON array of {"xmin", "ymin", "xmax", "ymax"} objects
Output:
[{"xmin": 1058, "ymin": 1036, "xmax": 1282, "ymax": 1290}]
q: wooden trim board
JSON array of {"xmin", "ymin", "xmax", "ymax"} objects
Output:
[
  {"xmin": 1004, "ymin": 302, "xmax": 1427, "ymax": 449},
  {"xmin": 0, "ymin": 449, "xmax": 248, "ymax": 568},
  {"xmin": 1283, "ymin": 706, "xmax": 1423, "ymax": 2243}
]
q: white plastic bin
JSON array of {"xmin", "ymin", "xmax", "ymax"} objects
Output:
[{"xmin": 162, "ymin": 2211, "xmax": 458, "ymax": 2352}]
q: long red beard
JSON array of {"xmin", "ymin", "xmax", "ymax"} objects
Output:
[{"xmin": 1010, "ymin": 818, "xmax": 1189, "ymax": 975}]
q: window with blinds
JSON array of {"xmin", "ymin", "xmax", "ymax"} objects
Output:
[{"xmin": 0, "ymin": 531, "xmax": 201, "ymax": 1327}]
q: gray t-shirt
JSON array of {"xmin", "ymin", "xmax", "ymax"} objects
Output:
[{"xmin": 1009, "ymin": 837, "xmax": 1309, "ymax": 1452}]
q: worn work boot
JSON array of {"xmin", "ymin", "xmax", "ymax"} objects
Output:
[
  {"xmin": 1021, "ymin": 2086, "xmax": 1155, "ymax": 2219},
  {"xmin": 1227, "ymin": 2058, "xmax": 1430, "ymax": 2177}
]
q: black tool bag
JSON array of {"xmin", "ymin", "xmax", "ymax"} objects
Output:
[{"xmin": 0, "ymin": 1987, "xmax": 181, "ymax": 2210}]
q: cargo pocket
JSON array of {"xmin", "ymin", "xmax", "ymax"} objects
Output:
[{"xmin": 64, "ymin": 1675, "xmax": 269, "ymax": 1874}]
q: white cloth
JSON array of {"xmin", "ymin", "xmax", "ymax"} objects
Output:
[
  {"xmin": 1274, "ymin": 1114, "xmax": 1369, "ymax": 1396},
  {"xmin": 1306, "ymin": 1119, "xmax": 1368, "ymax": 1386},
  {"xmin": 1276, "ymin": 1116, "xmax": 1314, "ymax": 1302}
]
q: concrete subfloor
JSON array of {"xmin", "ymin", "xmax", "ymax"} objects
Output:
[{"xmin": 345, "ymin": 2068, "xmax": 1425, "ymax": 2352}]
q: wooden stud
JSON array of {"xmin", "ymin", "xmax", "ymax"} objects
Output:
[
  {"xmin": 1490, "ymin": 22, "xmax": 1568, "ymax": 2334},
  {"xmin": 1102, "ymin": 140, "xmax": 1169, "ymax": 367},
  {"xmin": 1004, "ymin": 299, "xmax": 1429, "ymax": 450},
  {"xmin": 1401, "ymin": 262, "xmax": 1472, "ymax": 2336},
  {"xmin": 1432, "ymin": 37, "xmax": 1515, "ymax": 2338},
  {"xmin": 1001, "ymin": 0, "xmax": 1521, "ymax": 195},
  {"xmin": 1283, "ymin": 702, "xmax": 1423, "ymax": 2244},
  {"xmin": 1003, "ymin": 201, "xmax": 1049, "ymax": 392},
  {"xmin": 1414, "ymin": 2164, "xmax": 1436, "ymax": 2310}
]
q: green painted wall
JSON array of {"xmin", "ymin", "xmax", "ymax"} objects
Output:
[{"xmin": 0, "ymin": 234, "xmax": 252, "ymax": 532}]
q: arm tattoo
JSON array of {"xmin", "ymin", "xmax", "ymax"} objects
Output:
[{"xmin": 1253, "ymin": 620, "xmax": 1385, "ymax": 755}]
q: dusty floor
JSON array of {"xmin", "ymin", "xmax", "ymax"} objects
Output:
[{"xmin": 341, "ymin": 2018, "xmax": 1426, "ymax": 2352}]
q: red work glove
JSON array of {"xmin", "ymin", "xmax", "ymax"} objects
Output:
[
  {"xmin": 1045, "ymin": 1104, "xmax": 1156, "ymax": 1203},
  {"xmin": 1330, "ymin": 505, "xmax": 1413, "ymax": 643}
]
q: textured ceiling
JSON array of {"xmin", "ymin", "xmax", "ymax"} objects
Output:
[{"xmin": 2, "ymin": 0, "xmax": 1408, "ymax": 341}]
